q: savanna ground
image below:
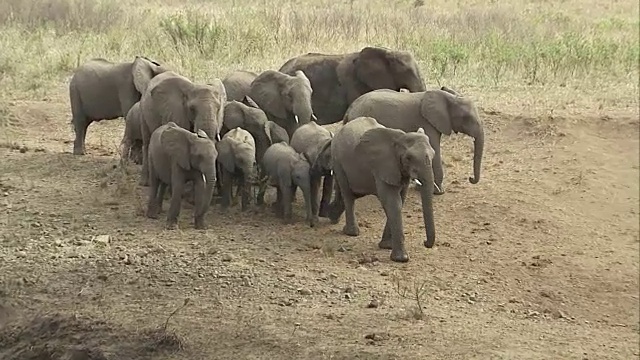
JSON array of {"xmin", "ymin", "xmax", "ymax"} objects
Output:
[{"xmin": 0, "ymin": 0, "xmax": 639, "ymax": 358}]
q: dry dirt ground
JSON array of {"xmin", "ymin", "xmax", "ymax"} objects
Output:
[{"xmin": 0, "ymin": 87, "xmax": 638, "ymax": 360}]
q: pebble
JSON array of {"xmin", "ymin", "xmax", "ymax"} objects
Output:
[
  {"xmin": 221, "ymin": 254, "xmax": 233, "ymax": 262},
  {"xmin": 93, "ymin": 235, "xmax": 110, "ymax": 246},
  {"xmin": 16, "ymin": 251, "xmax": 27, "ymax": 258},
  {"xmin": 367, "ymin": 299, "xmax": 380, "ymax": 308},
  {"xmin": 297, "ymin": 288, "xmax": 312, "ymax": 295}
]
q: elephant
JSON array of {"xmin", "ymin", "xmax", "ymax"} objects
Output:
[
  {"xmin": 68, "ymin": 56, "xmax": 170, "ymax": 155},
  {"xmin": 278, "ymin": 46, "xmax": 426, "ymax": 126},
  {"xmin": 261, "ymin": 142, "xmax": 315, "ymax": 227},
  {"xmin": 145, "ymin": 122, "xmax": 218, "ymax": 230},
  {"xmin": 221, "ymin": 97, "xmax": 289, "ymax": 205},
  {"xmin": 119, "ymin": 101, "xmax": 143, "ymax": 166},
  {"xmin": 139, "ymin": 71, "xmax": 227, "ymax": 186},
  {"xmin": 342, "ymin": 88, "xmax": 484, "ymax": 195},
  {"xmin": 248, "ymin": 69, "xmax": 315, "ymax": 138},
  {"xmin": 216, "ymin": 127, "xmax": 258, "ymax": 211},
  {"xmin": 290, "ymin": 121, "xmax": 334, "ymax": 219},
  {"xmin": 327, "ymin": 116, "xmax": 437, "ymax": 263},
  {"xmin": 222, "ymin": 70, "xmax": 257, "ymax": 102}
]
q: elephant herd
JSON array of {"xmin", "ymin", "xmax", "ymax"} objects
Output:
[{"xmin": 67, "ymin": 46, "xmax": 485, "ymax": 263}]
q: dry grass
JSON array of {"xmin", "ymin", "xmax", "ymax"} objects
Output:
[{"xmin": 0, "ymin": 0, "xmax": 637, "ymax": 105}]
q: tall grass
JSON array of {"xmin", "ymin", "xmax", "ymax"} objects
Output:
[{"xmin": 0, "ymin": 0, "xmax": 637, "ymax": 99}]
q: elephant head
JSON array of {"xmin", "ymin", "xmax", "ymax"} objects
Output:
[
  {"xmin": 132, "ymin": 56, "xmax": 170, "ymax": 95},
  {"xmin": 161, "ymin": 124, "xmax": 218, "ymax": 216},
  {"xmin": 355, "ymin": 127, "xmax": 437, "ymax": 248},
  {"xmin": 223, "ymin": 98, "xmax": 272, "ymax": 162},
  {"xmin": 217, "ymin": 128, "xmax": 258, "ymax": 182},
  {"xmin": 350, "ymin": 46, "xmax": 426, "ymax": 96},
  {"xmin": 249, "ymin": 69, "xmax": 314, "ymax": 137},
  {"xmin": 420, "ymin": 89, "xmax": 484, "ymax": 184},
  {"xmin": 188, "ymin": 79, "xmax": 227, "ymax": 142}
]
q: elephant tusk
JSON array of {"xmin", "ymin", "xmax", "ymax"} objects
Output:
[
  {"xmin": 216, "ymin": 133, "xmax": 221, "ymax": 141},
  {"xmin": 434, "ymin": 183, "xmax": 442, "ymax": 193},
  {"xmin": 413, "ymin": 179, "xmax": 423, "ymax": 186},
  {"xmin": 330, "ymin": 170, "xmax": 333, "ymax": 176},
  {"xmin": 202, "ymin": 174, "xmax": 206, "ymax": 183},
  {"xmin": 311, "ymin": 113, "xmax": 318, "ymax": 122},
  {"xmin": 294, "ymin": 115, "xmax": 299, "ymax": 124}
]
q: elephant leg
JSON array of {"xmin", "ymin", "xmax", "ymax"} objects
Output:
[
  {"xmin": 375, "ymin": 180, "xmax": 408, "ymax": 263},
  {"xmin": 379, "ymin": 185, "xmax": 408, "ymax": 249},
  {"xmin": 220, "ymin": 168, "xmax": 233, "ymax": 210},
  {"xmin": 281, "ymin": 184, "xmax": 295, "ymax": 224},
  {"xmin": 156, "ymin": 182, "xmax": 168, "ymax": 213},
  {"xmin": 256, "ymin": 169, "xmax": 268, "ymax": 206},
  {"xmin": 166, "ymin": 169, "xmax": 186, "ymax": 230},
  {"xmin": 273, "ymin": 187, "xmax": 284, "ymax": 218},
  {"xmin": 72, "ymin": 114, "xmax": 91, "ymax": 156},
  {"xmin": 139, "ymin": 125, "xmax": 151, "ymax": 187},
  {"xmin": 145, "ymin": 164, "xmax": 161, "ymax": 219},
  {"xmin": 318, "ymin": 175, "xmax": 333, "ymax": 218},
  {"xmin": 240, "ymin": 174, "xmax": 251, "ymax": 212},
  {"xmin": 328, "ymin": 173, "xmax": 345, "ymax": 224},
  {"xmin": 309, "ymin": 174, "xmax": 321, "ymax": 217},
  {"xmin": 430, "ymin": 134, "xmax": 445, "ymax": 195},
  {"xmin": 193, "ymin": 176, "xmax": 207, "ymax": 230},
  {"xmin": 334, "ymin": 164, "xmax": 358, "ymax": 236}
]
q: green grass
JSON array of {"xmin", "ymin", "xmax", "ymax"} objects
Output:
[{"xmin": 0, "ymin": 0, "xmax": 638, "ymax": 104}]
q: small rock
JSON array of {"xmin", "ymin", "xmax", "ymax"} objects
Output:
[
  {"xmin": 16, "ymin": 251, "xmax": 27, "ymax": 258},
  {"xmin": 297, "ymin": 288, "xmax": 312, "ymax": 296},
  {"xmin": 367, "ymin": 299, "xmax": 380, "ymax": 308},
  {"xmin": 93, "ymin": 235, "xmax": 110, "ymax": 245},
  {"xmin": 344, "ymin": 293, "xmax": 352, "ymax": 300},
  {"xmin": 344, "ymin": 286, "xmax": 355, "ymax": 293},
  {"xmin": 221, "ymin": 254, "xmax": 233, "ymax": 262},
  {"xmin": 379, "ymin": 271, "xmax": 389, "ymax": 277},
  {"xmin": 53, "ymin": 239, "xmax": 64, "ymax": 247}
]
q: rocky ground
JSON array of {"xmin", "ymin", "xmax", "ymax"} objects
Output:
[{"xmin": 0, "ymin": 91, "xmax": 638, "ymax": 359}]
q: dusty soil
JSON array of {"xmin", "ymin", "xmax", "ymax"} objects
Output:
[{"xmin": 0, "ymin": 89, "xmax": 638, "ymax": 360}]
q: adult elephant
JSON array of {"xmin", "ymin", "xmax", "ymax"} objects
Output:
[
  {"xmin": 278, "ymin": 46, "xmax": 425, "ymax": 125},
  {"xmin": 248, "ymin": 69, "xmax": 315, "ymax": 138},
  {"xmin": 222, "ymin": 70, "xmax": 257, "ymax": 102},
  {"xmin": 68, "ymin": 56, "xmax": 170, "ymax": 155},
  {"xmin": 343, "ymin": 88, "xmax": 484, "ymax": 195},
  {"xmin": 139, "ymin": 71, "xmax": 227, "ymax": 186},
  {"xmin": 328, "ymin": 117, "xmax": 437, "ymax": 263}
]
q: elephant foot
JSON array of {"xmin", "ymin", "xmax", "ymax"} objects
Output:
[
  {"xmin": 165, "ymin": 220, "xmax": 178, "ymax": 230},
  {"xmin": 284, "ymin": 217, "xmax": 295, "ymax": 225},
  {"xmin": 194, "ymin": 218, "xmax": 207, "ymax": 230},
  {"xmin": 378, "ymin": 238, "xmax": 392, "ymax": 250},
  {"xmin": 73, "ymin": 147, "xmax": 85, "ymax": 155},
  {"xmin": 342, "ymin": 224, "xmax": 359, "ymax": 237},
  {"xmin": 139, "ymin": 179, "xmax": 149, "ymax": 187},
  {"xmin": 146, "ymin": 208, "xmax": 159, "ymax": 219},
  {"xmin": 308, "ymin": 215, "xmax": 318, "ymax": 228},
  {"xmin": 390, "ymin": 248, "xmax": 409, "ymax": 263}
]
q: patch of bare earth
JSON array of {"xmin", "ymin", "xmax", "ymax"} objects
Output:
[{"xmin": 0, "ymin": 94, "xmax": 638, "ymax": 359}]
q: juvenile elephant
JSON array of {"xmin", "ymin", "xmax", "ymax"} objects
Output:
[
  {"xmin": 68, "ymin": 56, "xmax": 169, "ymax": 155},
  {"xmin": 261, "ymin": 142, "xmax": 315, "ymax": 227},
  {"xmin": 216, "ymin": 127, "xmax": 258, "ymax": 211},
  {"xmin": 278, "ymin": 46, "xmax": 425, "ymax": 126},
  {"xmin": 222, "ymin": 97, "xmax": 289, "ymax": 205},
  {"xmin": 119, "ymin": 101, "xmax": 143, "ymax": 166},
  {"xmin": 146, "ymin": 122, "xmax": 218, "ymax": 230},
  {"xmin": 343, "ymin": 88, "xmax": 484, "ymax": 195},
  {"xmin": 290, "ymin": 121, "xmax": 334, "ymax": 219},
  {"xmin": 139, "ymin": 71, "xmax": 227, "ymax": 186},
  {"xmin": 222, "ymin": 70, "xmax": 257, "ymax": 102},
  {"xmin": 328, "ymin": 116, "xmax": 437, "ymax": 263},
  {"xmin": 249, "ymin": 70, "xmax": 315, "ymax": 138}
]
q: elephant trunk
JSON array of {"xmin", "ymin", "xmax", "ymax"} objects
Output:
[
  {"xmin": 405, "ymin": 77, "xmax": 426, "ymax": 92},
  {"xmin": 198, "ymin": 168, "xmax": 217, "ymax": 216},
  {"xmin": 292, "ymin": 95, "xmax": 313, "ymax": 128},
  {"xmin": 469, "ymin": 127, "xmax": 484, "ymax": 184},
  {"xmin": 418, "ymin": 166, "xmax": 436, "ymax": 248},
  {"xmin": 299, "ymin": 181, "xmax": 316, "ymax": 228}
]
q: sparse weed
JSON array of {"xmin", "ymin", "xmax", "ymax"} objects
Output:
[{"xmin": 391, "ymin": 274, "xmax": 429, "ymax": 320}]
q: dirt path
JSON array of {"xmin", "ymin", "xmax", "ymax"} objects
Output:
[{"xmin": 0, "ymin": 98, "xmax": 638, "ymax": 359}]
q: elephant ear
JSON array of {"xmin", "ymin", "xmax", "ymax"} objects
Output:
[
  {"xmin": 263, "ymin": 121, "xmax": 273, "ymax": 144},
  {"xmin": 294, "ymin": 70, "xmax": 312, "ymax": 89},
  {"xmin": 420, "ymin": 90, "xmax": 453, "ymax": 135},
  {"xmin": 242, "ymin": 95, "xmax": 260, "ymax": 109},
  {"xmin": 312, "ymin": 138, "xmax": 333, "ymax": 173},
  {"xmin": 267, "ymin": 121, "xmax": 290, "ymax": 144},
  {"xmin": 161, "ymin": 126, "xmax": 191, "ymax": 171},
  {"xmin": 210, "ymin": 78, "xmax": 227, "ymax": 140},
  {"xmin": 132, "ymin": 56, "xmax": 155, "ymax": 94},
  {"xmin": 354, "ymin": 127, "xmax": 405, "ymax": 186},
  {"xmin": 215, "ymin": 139, "xmax": 235, "ymax": 173},
  {"xmin": 354, "ymin": 47, "xmax": 396, "ymax": 90},
  {"xmin": 249, "ymin": 70, "xmax": 288, "ymax": 119},
  {"xmin": 440, "ymin": 86, "xmax": 461, "ymax": 96}
]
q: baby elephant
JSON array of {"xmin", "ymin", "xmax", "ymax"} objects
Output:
[
  {"xmin": 146, "ymin": 122, "xmax": 218, "ymax": 230},
  {"xmin": 216, "ymin": 127, "xmax": 258, "ymax": 211},
  {"xmin": 261, "ymin": 142, "xmax": 315, "ymax": 227},
  {"xmin": 119, "ymin": 101, "xmax": 143, "ymax": 166}
]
